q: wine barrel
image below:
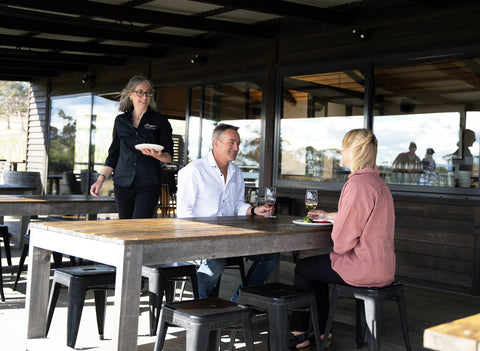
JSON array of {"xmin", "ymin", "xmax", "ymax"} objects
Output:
[{"xmin": 3, "ymin": 171, "xmax": 43, "ymax": 194}]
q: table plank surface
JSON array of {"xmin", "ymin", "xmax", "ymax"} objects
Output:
[
  {"xmin": 30, "ymin": 216, "xmax": 324, "ymax": 244},
  {"xmin": 26, "ymin": 215, "xmax": 333, "ymax": 351},
  {"xmin": 424, "ymin": 313, "xmax": 480, "ymax": 351},
  {"xmin": 0, "ymin": 194, "xmax": 116, "ymax": 215},
  {"xmin": 0, "ymin": 194, "xmax": 117, "ymax": 246}
]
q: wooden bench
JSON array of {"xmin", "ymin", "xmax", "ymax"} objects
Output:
[{"xmin": 424, "ymin": 313, "xmax": 480, "ymax": 351}]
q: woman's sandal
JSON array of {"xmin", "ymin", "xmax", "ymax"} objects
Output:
[
  {"xmin": 321, "ymin": 333, "xmax": 333, "ymax": 349},
  {"xmin": 288, "ymin": 331, "xmax": 315, "ymax": 350},
  {"xmin": 288, "ymin": 331, "xmax": 333, "ymax": 350}
]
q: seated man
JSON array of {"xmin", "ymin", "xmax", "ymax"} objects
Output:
[{"xmin": 177, "ymin": 123, "xmax": 280, "ymax": 302}]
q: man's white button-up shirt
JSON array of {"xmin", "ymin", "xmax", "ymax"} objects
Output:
[{"xmin": 177, "ymin": 151, "xmax": 250, "ymax": 218}]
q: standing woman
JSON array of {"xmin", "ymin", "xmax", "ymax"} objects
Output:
[
  {"xmin": 289, "ymin": 128, "xmax": 395, "ymax": 349},
  {"xmin": 90, "ymin": 75, "xmax": 173, "ymax": 219}
]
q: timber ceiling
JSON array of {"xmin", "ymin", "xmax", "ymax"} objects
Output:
[{"xmin": 0, "ymin": 0, "xmax": 468, "ymax": 82}]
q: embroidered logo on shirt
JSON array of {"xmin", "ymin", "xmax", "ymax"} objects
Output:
[{"xmin": 144, "ymin": 123, "xmax": 157, "ymax": 130}]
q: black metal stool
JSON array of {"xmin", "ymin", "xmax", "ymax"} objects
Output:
[
  {"xmin": 13, "ymin": 231, "xmax": 75, "ymax": 291},
  {"xmin": 0, "ymin": 225, "xmax": 12, "ymax": 267},
  {"xmin": 211, "ymin": 256, "xmax": 247, "ymax": 298},
  {"xmin": 0, "ymin": 243, "xmax": 5, "ymax": 302},
  {"xmin": 45, "ymin": 264, "xmax": 116, "ymax": 348},
  {"xmin": 142, "ymin": 261, "xmax": 199, "ymax": 336},
  {"xmin": 154, "ymin": 297, "xmax": 255, "ymax": 351},
  {"xmin": 237, "ymin": 282, "xmax": 322, "ymax": 351},
  {"xmin": 322, "ymin": 282, "xmax": 412, "ymax": 351}
]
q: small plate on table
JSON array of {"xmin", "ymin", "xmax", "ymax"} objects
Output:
[
  {"xmin": 135, "ymin": 143, "xmax": 164, "ymax": 151},
  {"xmin": 292, "ymin": 219, "xmax": 333, "ymax": 227}
]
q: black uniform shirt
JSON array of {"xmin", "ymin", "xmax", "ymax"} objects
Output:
[{"xmin": 105, "ymin": 108, "xmax": 173, "ymax": 188}]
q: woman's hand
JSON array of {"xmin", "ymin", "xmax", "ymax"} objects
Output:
[
  {"xmin": 141, "ymin": 148, "xmax": 161, "ymax": 158},
  {"xmin": 141, "ymin": 148, "xmax": 172, "ymax": 163},
  {"xmin": 90, "ymin": 167, "xmax": 112, "ymax": 197},
  {"xmin": 308, "ymin": 210, "xmax": 336, "ymax": 221},
  {"xmin": 90, "ymin": 181, "xmax": 103, "ymax": 197}
]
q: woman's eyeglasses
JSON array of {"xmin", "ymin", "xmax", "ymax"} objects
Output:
[{"xmin": 132, "ymin": 90, "xmax": 154, "ymax": 97}]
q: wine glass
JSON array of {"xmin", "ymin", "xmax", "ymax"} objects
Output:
[
  {"xmin": 264, "ymin": 186, "xmax": 277, "ymax": 218},
  {"xmin": 305, "ymin": 189, "xmax": 318, "ymax": 214}
]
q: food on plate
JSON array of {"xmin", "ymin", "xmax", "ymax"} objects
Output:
[
  {"xmin": 313, "ymin": 220, "xmax": 332, "ymax": 224},
  {"xmin": 302, "ymin": 216, "xmax": 313, "ymax": 223}
]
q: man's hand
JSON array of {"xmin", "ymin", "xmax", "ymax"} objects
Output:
[{"xmin": 253, "ymin": 204, "xmax": 274, "ymax": 217}]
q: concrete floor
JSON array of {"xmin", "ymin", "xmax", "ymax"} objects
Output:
[{"xmin": 4, "ymin": 216, "xmax": 480, "ymax": 351}]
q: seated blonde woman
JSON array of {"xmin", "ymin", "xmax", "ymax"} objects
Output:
[{"xmin": 289, "ymin": 128, "xmax": 395, "ymax": 350}]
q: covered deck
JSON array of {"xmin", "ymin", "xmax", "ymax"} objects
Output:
[{"xmin": 2, "ymin": 218, "xmax": 480, "ymax": 350}]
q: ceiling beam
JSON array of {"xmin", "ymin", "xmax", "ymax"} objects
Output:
[
  {"xmin": 0, "ymin": 68, "xmax": 58, "ymax": 77},
  {"xmin": 193, "ymin": 0, "xmax": 352, "ymax": 25},
  {"xmin": 3, "ymin": 0, "xmax": 273, "ymax": 38},
  {"xmin": 284, "ymin": 77, "xmax": 365, "ymax": 100},
  {"xmin": 0, "ymin": 6, "xmax": 213, "ymax": 49},
  {"xmin": 0, "ymin": 48, "xmax": 124, "ymax": 66},
  {"xmin": 0, "ymin": 58, "xmax": 88, "ymax": 72},
  {"xmin": 0, "ymin": 34, "xmax": 165, "ymax": 58},
  {"xmin": 0, "ymin": 74, "xmax": 38, "ymax": 81}
]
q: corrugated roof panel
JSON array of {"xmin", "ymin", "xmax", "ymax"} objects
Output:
[
  {"xmin": 147, "ymin": 27, "xmax": 207, "ymax": 37},
  {"xmin": 136, "ymin": 0, "xmax": 222, "ymax": 15},
  {"xmin": 209, "ymin": 10, "xmax": 282, "ymax": 24},
  {"xmin": 286, "ymin": 0, "xmax": 363, "ymax": 8},
  {"xmin": 33, "ymin": 34, "xmax": 94, "ymax": 42}
]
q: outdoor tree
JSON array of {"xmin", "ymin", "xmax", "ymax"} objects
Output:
[
  {"xmin": 0, "ymin": 81, "xmax": 29, "ymax": 131},
  {"xmin": 0, "ymin": 81, "xmax": 29, "ymax": 165}
]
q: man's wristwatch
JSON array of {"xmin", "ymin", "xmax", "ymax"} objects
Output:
[{"xmin": 251, "ymin": 206, "xmax": 256, "ymax": 216}]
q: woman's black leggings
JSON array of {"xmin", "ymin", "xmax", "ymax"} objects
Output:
[
  {"xmin": 114, "ymin": 184, "xmax": 160, "ymax": 219},
  {"xmin": 290, "ymin": 254, "xmax": 346, "ymax": 332}
]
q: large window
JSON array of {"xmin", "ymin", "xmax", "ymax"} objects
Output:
[
  {"xmin": 49, "ymin": 93, "xmax": 117, "ymax": 195},
  {"xmin": 278, "ymin": 59, "xmax": 480, "ymax": 191},
  {"xmin": 373, "ymin": 60, "xmax": 480, "ymax": 189},
  {"xmin": 279, "ymin": 71, "xmax": 364, "ymax": 184},
  {"xmin": 187, "ymin": 81, "xmax": 263, "ymax": 185}
]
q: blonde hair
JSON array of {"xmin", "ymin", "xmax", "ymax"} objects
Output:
[
  {"xmin": 118, "ymin": 75, "xmax": 156, "ymax": 112},
  {"xmin": 342, "ymin": 128, "xmax": 377, "ymax": 172}
]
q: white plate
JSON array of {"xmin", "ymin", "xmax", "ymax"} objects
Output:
[
  {"xmin": 135, "ymin": 143, "xmax": 164, "ymax": 151},
  {"xmin": 292, "ymin": 219, "xmax": 333, "ymax": 227}
]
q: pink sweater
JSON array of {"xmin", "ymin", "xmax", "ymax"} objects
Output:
[{"xmin": 330, "ymin": 168, "xmax": 396, "ymax": 287}]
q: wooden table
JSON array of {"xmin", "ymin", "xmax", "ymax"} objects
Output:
[
  {"xmin": 424, "ymin": 313, "xmax": 480, "ymax": 351},
  {"xmin": 0, "ymin": 194, "xmax": 117, "ymax": 246},
  {"xmin": 0, "ymin": 184, "xmax": 36, "ymax": 195},
  {"xmin": 25, "ymin": 215, "xmax": 333, "ymax": 350}
]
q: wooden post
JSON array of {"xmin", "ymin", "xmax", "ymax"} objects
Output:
[
  {"xmin": 259, "ymin": 38, "xmax": 278, "ymax": 191},
  {"xmin": 472, "ymin": 201, "xmax": 480, "ymax": 295}
]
